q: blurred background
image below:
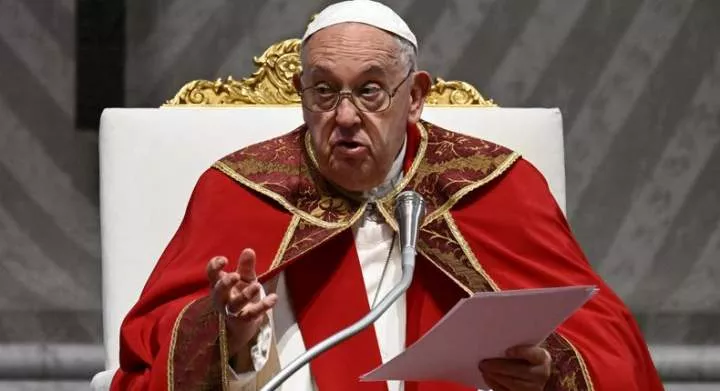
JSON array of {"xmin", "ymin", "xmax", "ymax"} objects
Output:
[{"xmin": 0, "ymin": 0, "xmax": 718, "ymax": 389}]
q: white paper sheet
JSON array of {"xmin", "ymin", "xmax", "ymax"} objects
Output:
[{"xmin": 361, "ymin": 286, "xmax": 598, "ymax": 389}]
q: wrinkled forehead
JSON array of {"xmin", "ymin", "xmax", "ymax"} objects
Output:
[{"xmin": 301, "ymin": 23, "xmax": 403, "ymax": 77}]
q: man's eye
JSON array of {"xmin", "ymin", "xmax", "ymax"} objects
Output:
[
  {"xmin": 359, "ymin": 85, "xmax": 382, "ymax": 97},
  {"xmin": 314, "ymin": 85, "xmax": 334, "ymax": 95}
]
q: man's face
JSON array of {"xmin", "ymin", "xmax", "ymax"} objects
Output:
[{"xmin": 297, "ymin": 23, "xmax": 427, "ymax": 192}]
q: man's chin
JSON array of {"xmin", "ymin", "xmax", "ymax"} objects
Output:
[
  {"xmin": 321, "ymin": 159, "xmax": 383, "ymax": 192},
  {"xmin": 326, "ymin": 169, "xmax": 378, "ymax": 193}
]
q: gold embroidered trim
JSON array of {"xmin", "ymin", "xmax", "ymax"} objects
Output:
[
  {"xmin": 559, "ymin": 333, "xmax": 596, "ymax": 391},
  {"xmin": 260, "ymin": 214, "xmax": 363, "ymax": 278},
  {"xmin": 258, "ymin": 194, "xmax": 372, "ymax": 278},
  {"xmin": 213, "ymin": 161, "xmax": 363, "ymax": 229},
  {"xmin": 271, "ymin": 215, "xmax": 301, "ymax": 268},
  {"xmin": 416, "ymin": 246, "xmax": 474, "ymax": 296},
  {"xmin": 167, "ymin": 298, "xmax": 198, "ymax": 391},
  {"xmin": 219, "ymin": 313, "xmax": 229, "ymax": 391},
  {"xmin": 424, "ymin": 152, "xmax": 521, "ymax": 224},
  {"xmin": 216, "ymin": 122, "xmax": 430, "ymax": 231},
  {"xmin": 258, "ymin": 227, "xmax": 345, "ymax": 280},
  {"xmin": 276, "ymin": 200, "xmax": 367, "ymax": 266},
  {"xmin": 443, "ymin": 212, "xmax": 500, "ymax": 292},
  {"xmin": 303, "ymin": 131, "xmax": 321, "ymax": 171}
]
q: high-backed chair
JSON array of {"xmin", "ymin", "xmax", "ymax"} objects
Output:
[{"xmin": 91, "ymin": 38, "xmax": 566, "ymax": 389}]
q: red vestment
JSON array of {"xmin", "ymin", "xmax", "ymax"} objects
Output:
[{"xmin": 111, "ymin": 121, "xmax": 663, "ymax": 390}]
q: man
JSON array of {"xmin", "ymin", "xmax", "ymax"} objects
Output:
[{"xmin": 111, "ymin": 1, "xmax": 664, "ymax": 390}]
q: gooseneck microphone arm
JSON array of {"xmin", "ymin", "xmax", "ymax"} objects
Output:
[{"xmin": 259, "ymin": 191, "xmax": 426, "ymax": 391}]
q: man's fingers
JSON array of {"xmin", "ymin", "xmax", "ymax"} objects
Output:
[
  {"xmin": 227, "ymin": 292, "xmax": 278, "ymax": 320},
  {"xmin": 226, "ymin": 281, "xmax": 262, "ymax": 315},
  {"xmin": 480, "ymin": 359, "xmax": 535, "ymax": 382},
  {"xmin": 206, "ymin": 256, "xmax": 228, "ymax": 285},
  {"xmin": 236, "ymin": 248, "xmax": 257, "ymax": 282},
  {"xmin": 240, "ymin": 294, "xmax": 278, "ymax": 319},
  {"xmin": 507, "ymin": 345, "xmax": 551, "ymax": 366},
  {"xmin": 481, "ymin": 344, "xmax": 551, "ymax": 390},
  {"xmin": 212, "ymin": 271, "xmax": 240, "ymax": 308}
]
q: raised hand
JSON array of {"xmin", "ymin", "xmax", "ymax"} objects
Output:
[{"xmin": 206, "ymin": 248, "xmax": 278, "ymax": 357}]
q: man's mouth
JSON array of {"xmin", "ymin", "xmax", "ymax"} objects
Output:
[
  {"xmin": 337, "ymin": 140, "xmax": 363, "ymax": 150},
  {"xmin": 333, "ymin": 140, "xmax": 369, "ymax": 158}
]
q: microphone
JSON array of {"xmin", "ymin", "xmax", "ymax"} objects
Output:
[
  {"xmin": 394, "ymin": 190, "xmax": 426, "ymax": 274},
  {"xmin": 259, "ymin": 191, "xmax": 426, "ymax": 391}
]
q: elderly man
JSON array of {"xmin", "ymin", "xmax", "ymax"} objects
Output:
[{"xmin": 111, "ymin": 1, "xmax": 663, "ymax": 390}]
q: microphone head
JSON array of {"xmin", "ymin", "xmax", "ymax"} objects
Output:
[{"xmin": 394, "ymin": 191, "xmax": 426, "ymax": 252}]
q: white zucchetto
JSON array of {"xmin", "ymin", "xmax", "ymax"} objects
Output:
[{"xmin": 302, "ymin": 0, "xmax": 417, "ymax": 49}]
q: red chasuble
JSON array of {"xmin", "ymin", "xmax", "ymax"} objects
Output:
[{"xmin": 111, "ymin": 121, "xmax": 663, "ymax": 391}]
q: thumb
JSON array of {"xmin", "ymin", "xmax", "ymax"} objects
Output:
[{"xmin": 236, "ymin": 248, "xmax": 257, "ymax": 282}]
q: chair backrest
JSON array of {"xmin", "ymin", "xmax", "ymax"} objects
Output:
[{"xmin": 98, "ymin": 38, "xmax": 566, "ymax": 370}]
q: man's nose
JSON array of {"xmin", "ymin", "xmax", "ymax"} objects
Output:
[{"xmin": 334, "ymin": 96, "xmax": 361, "ymax": 127}]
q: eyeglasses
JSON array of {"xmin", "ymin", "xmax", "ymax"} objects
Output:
[{"xmin": 299, "ymin": 69, "xmax": 413, "ymax": 113}]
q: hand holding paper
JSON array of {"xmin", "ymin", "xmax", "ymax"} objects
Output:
[
  {"xmin": 479, "ymin": 344, "xmax": 552, "ymax": 391},
  {"xmin": 361, "ymin": 286, "xmax": 598, "ymax": 389}
]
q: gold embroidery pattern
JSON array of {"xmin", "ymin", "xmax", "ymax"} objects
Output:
[
  {"xmin": 167, "ymin": 298, "xmax": 195, "ymax": 391},
  {"xmin": 281, "ymin": 220, "xmax": 344, "ymax": 265},
  {"xmin": 259, "ymin": 212, "xmax": 366, "ymax": 279},
  {"xmin": 410, "ymin": 122, "xmax": 517, "ymax": 223},
  {"xmin": 271, "ymin": 215, "xmax": 301, "ymax": 268},
  {"xmin": 219, "ymin": 314, "xmax": 229, "ymax": 391},
  {"xmin": 216, "ymin": 126, "xmax": 363, "ymax": 228},
  {"xmin": 562, "ymin": 334, "xmax": 595, "ymax": 391},
  {"xmin": 417, "ymin": 217, "xmax": 494, "ymax": 294},
  {"xmin": 268, "ymin": 204, "xmax": 365, "ymax": 271},
  {"xmin": 416, "ymin": 246, "xmax": 474, "ymax": 296},
  {"xmin": 216, "ymin": 121, "xmax": 521, "ymax": 280},
  {"xmin": 216, "ymin": 121, "xmax": 518, "ymax": 233},
  {"xmin": 443, "ymin": 212, "xmax": 500, "ymax": 292},
  {"xmin": 378, "ymin": 121, "xmax": 519, "ymax": 228},
  {"xmin": 544, "ymin": 333, "xmax": 594, "ymax": 391},
  {"xmin": 168, "ymin": 297, "xmax": 224, "ymax": 391}
]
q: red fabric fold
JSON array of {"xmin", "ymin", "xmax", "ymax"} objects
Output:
[
  {"xmin": 449, "ymin": 159, "xmax": 664, "ymax": 391},
  {"xmin": 285, "ymin": 231, "xmax": 388, "ymax": 391}
]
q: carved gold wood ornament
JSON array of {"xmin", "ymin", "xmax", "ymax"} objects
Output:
[{"xmin": 165, "ymin": 38, "xmax": 496, "ymax": 107}]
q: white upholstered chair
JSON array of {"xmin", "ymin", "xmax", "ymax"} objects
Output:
[{"xmin": 91, "ymin": 39, "xmax": 566, "ymax": 389}]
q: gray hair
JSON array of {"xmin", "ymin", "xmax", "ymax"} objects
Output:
[
  {"xmin": 299, "ymin": 30, "xmax": 418, "ymax": 73},
  {"xmin": 394, "ymin": 35, "xmax": 417, "ymax": 72}
]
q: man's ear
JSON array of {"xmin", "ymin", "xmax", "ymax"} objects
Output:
[
  {"xmin": 292, "ymin": 73, "xmax": 303, "ymax": 93},
  {"xmin": 408, "ymin": 71, "xmax": 432, "ymax": 124}
]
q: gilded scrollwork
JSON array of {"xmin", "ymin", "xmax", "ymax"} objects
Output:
[
  {"xmin": 166, "ymin": 39, "xmax": 303, "ymax": 105},
  {"xmin": 426, "ymin": 78, "xmax": 496, "ymax": 106},
  {"xmin": 165, "ymin": 38, "xmax": 496, "ymax": 107}
]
